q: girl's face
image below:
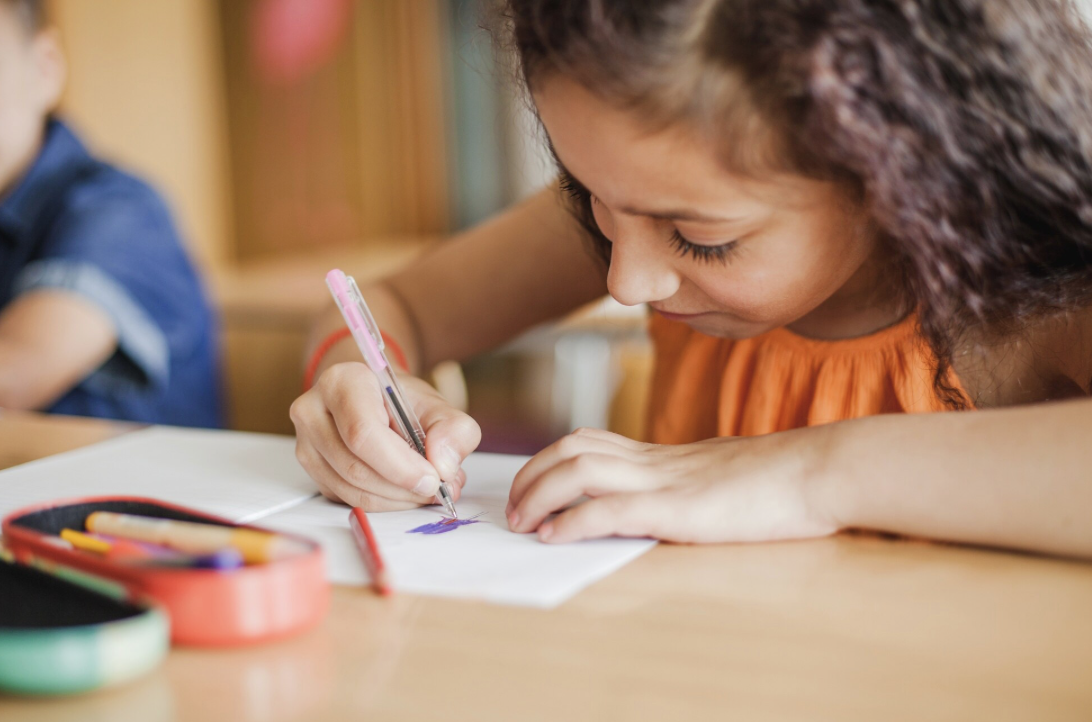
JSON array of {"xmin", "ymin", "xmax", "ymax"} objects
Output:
[{"xmin": 535, "ymin": 76, "xmax": 890, "ymax": 340}]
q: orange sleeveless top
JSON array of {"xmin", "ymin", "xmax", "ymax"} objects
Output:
[{"xmin": 646, "ymin": 312, "xmax": 960, "ymax": 443}]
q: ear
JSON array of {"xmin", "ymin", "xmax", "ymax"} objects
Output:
[{"xmin": 30, "ymin": 28, "xmax": 66, "ymax": 114}]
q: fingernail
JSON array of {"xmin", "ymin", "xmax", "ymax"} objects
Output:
[
  {"xmin": 435, "ymin": 445, "xmax": 462, "ymax": 480},
  {"xmin": 508, "ymin": 512, "xmax": 520, "ymax": 531},
  {"xmin": 538, "ymin": 523, "xmax": 554, "ymax": 542},
  {"xmin": 413, "ymin": 475, "xmax": 440, "ymax": 496}
]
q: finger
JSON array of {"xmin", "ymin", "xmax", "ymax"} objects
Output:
[
  {"xmin": 454, "ymin": 467, "xmax": 467, "ymax": 489},
  {"xmin": 295, "ymin": 420, "xmax": 437, "ymax": 507},
  {"xmin": 509, "ymin": 454, "xmax": 656, "ymax": 533},
  {"xmin": 565, "ymin": 426, "xmax": 644, "ymax": 447},
  {"xmin": 537, "ymin": 492, "xmax": 665, "ymax": 544},
  {"xmin": 316, "ymin": 419, "xmax": 438, "ymax": 503},
  {"xmin": 414, "ymin": 384, "xmax": 482, "ymax": 480},
  {"xmin": 299, "ymin": 440, "xmax": 426, "ymax": 512},
  {"xmin": 291, "ymin": 389, "xmax": 364, "ymax": 495},
  {"xmin": 294, "ymin": 382, "xmax": 435, "ymax": 504},
  {"xmin": 319, "ymin": 363, "xmax": 443, "ymax": 496},
  {"xmin": 509, "ymin": 429, "xmax": 635, "ymax": 512}
]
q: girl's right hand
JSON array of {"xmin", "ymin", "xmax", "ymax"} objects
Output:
[{"xmin": 289, "ymin": 362, "xmax": 481, "ymax": 511}]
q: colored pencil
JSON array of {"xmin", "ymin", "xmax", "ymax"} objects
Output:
[
  {"xmin": 62, "ymin": 528, "xmax": 159, "ymax": 562},
  {"xmin": 86, "ymin": 512, "xmax": 308, "ymax": 564},
  {"xmin": 90, "ymin": 533, "xmax": 244, "ymax": 570}
]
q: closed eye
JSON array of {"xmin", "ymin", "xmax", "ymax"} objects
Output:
[{"xmin": 668, "ymin": 230, "xmax": 738, "ymax": 264}]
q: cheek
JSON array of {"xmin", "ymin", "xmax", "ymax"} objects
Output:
[
  {"xmin": 681, "ymin": 224, "xmax": 869, "ymax": 319},
  {"xmin": 681, "ymin": 267, "xmax": 782, "ymax": 318},
  {"xmin": 0, "ymin": 73, "xmax": 37, "ymax": 153}
]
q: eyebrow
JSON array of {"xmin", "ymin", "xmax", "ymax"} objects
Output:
[
  {"xmin": 617, "ymin": 205, "xmax": 740, "ymax": 224},
  {"xmin": 557, "ymin": 165, "xmax": 744, "ymax": 225}
]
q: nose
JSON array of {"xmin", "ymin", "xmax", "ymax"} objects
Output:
[{"xmin": 605, "ymin": 219, "xmax": 681, "ymax": 306}]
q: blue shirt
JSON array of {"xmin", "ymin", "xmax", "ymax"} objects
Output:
[{"xmin": 0, "ymin": 118, "xmax": 223, "ymax": 428}]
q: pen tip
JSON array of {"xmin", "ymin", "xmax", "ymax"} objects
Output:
[{"xmin": 438, "ymin": 481, "xmax": 458, "ymax": 519}]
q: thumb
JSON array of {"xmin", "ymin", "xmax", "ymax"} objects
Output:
[{"xmin": 418, "ymin": 392, "xmax": 481, "ymax": 481}]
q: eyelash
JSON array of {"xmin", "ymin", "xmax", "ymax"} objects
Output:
[
  {"xmin": 668, "ymin": 230, "xmax": 738, "ymax": 265},
  {"xmin": 574, "ymin": 184, "xmax": 739, "ymax": 265},
  {"xmin": 559, "ymin": 170, "xmax": 589, "ymax": 202}
]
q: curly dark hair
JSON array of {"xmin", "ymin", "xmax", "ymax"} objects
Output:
[{"xmin": 495, "ymin": 0, "xmax": 1092, "ymax": 407}]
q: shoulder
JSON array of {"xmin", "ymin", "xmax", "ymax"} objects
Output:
[
  {"xmin": 957, "ymin": 310, "xmax": 1092, "ymax": 407},
  {"xmin": 63, "ymin": 163, "xmax": 175, "ymax": 232},
  {"xmin": 1050, "ymin": 307, "xmax": 1092, "ymax": 395},
  {"xmin": 34, "ymin": 119, "xmax": 178, "ymax": 237},
  {"xmin": 23, "ymin": 160, "xmax": 208, "ymax": 329},
  {"xmin": 37, "ymin": 160, "xmax": 191, "ymax": 269}
]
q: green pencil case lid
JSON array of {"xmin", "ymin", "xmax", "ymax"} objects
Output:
[{"xmin": 0, "ymin": 556, "xmax": 169, "ymax": 696}]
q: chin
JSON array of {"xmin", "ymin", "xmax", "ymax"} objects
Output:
[{"xmin": 684, "ymin": 315, "xmax": 775, "ymax": 339}]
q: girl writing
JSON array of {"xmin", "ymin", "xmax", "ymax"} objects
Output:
[{"xmin": 292, "ymin": 0, "xmax": 1092, "ymax": 558}]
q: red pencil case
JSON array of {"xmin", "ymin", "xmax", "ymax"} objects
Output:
[{"xmin": 1, "ymin": 496, "xmax": 329, "ymax": 647}]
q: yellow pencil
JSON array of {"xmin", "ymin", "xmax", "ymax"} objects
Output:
[{"xmin": 60, "ymin": 528, "xmax": 111, "ymax": 555}]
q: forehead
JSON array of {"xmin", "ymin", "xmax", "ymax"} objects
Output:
[{"xmin": 534, "ymin": 75, "xmax": 825, "ymax": 215}]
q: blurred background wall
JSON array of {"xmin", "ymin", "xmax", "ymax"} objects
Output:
[
  {"xmin": 48, "ymin": 0, "xmax": 643, "ymax": 449},
  {"xmin": 52, "ymin": 0, "xmax": 233, "ymax": 271}
]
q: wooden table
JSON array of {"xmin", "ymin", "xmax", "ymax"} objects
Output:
[{"xmin": 2, "ymin": 412, "xmax": 1092, "ymax": 721}]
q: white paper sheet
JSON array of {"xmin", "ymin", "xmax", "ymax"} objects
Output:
[
  {"xmin": 0, "ymin": 426, "xmax": 318, "ymax": 524},
  {"xmin": 261, "ymin": 452, "xmax": 657, "ymax": 608}
]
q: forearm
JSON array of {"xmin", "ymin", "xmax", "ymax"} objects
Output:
[
  {"xmin": 0, "ymin": 349, "xmax": 78, "ymax": 410},
  {"xmin": 817, "ymin": 399, "xmax": 1092, "ymax": 559},
  {"xmin": 306, "ymin": 186, "xmax": 607, "ymax": 376},
  {"xmin": 0, "ymin": 346, "xmax": 43, "ymax": 409},
  {"xmin": 306, "ymin": 282, "xmax": 425, "ymax": 376},
  {"xmin": 0, "ymin": 292, "xmax": 116, "ymax": 410},
  {"xmin": 386, "ymin": 186, "xmax": 606, "ymax": 369}
]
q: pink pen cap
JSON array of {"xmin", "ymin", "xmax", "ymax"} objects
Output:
[{"xmin": 325, "ymin": 269, "xmax": 387, "ymax": 373}]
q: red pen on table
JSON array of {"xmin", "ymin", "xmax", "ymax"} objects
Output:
[{"xmin": 349, "ymin": 507, "xmax": 392, "ymax": 596}]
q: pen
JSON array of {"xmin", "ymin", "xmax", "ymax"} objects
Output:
[
  {"xmin": 326, "ymin": 268, "xmax": 459, "ymax": 519},
  {"xmin": 349, "ymin": 507, "xmax": 393, "ymax": 595}
]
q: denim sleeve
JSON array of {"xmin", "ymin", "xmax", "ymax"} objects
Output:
[
  {"xmin": 13, "ymin": 172, "xmax": 209, "ymax": 396},
  {"xmin": 13, "ymin": 259, "xmax": 169, "ymax": 393}
]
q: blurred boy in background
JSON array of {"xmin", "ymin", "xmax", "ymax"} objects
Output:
[{"xmin": 0, "ymin": 0, "xmax": 222, "ymax": 426}]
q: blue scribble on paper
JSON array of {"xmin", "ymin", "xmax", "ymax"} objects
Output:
[{"xmin": 407, "ymin": 513, "xmax": 484, "ymax": 535}]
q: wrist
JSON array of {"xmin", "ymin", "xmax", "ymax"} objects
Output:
[
  {"xmin": 376, "ymin": 280, "xmax": 426, "ymax": 374},
  {"xmin": 800, "ymin": 420, "xmax": 854, "ymax": 533},
  {"xmin": 303, "ymin": 328, "xmax": 411, "ymax": 391},
  {"xmin": 379, "ymin": 330, "xmax": 410, "ymax": 374},
  {"xmin": 303, "ymin": 328, "xmax": 351, "ymax": 391}
]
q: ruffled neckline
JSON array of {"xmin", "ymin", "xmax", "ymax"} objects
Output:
[{"xmin": 759, "ymin": 312, "xmax": 920, "ymax": 358}]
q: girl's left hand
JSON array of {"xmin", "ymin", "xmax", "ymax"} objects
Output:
[{"xmin": 506, "ymin": 427, "xmax": 841, "ymax": 544}]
